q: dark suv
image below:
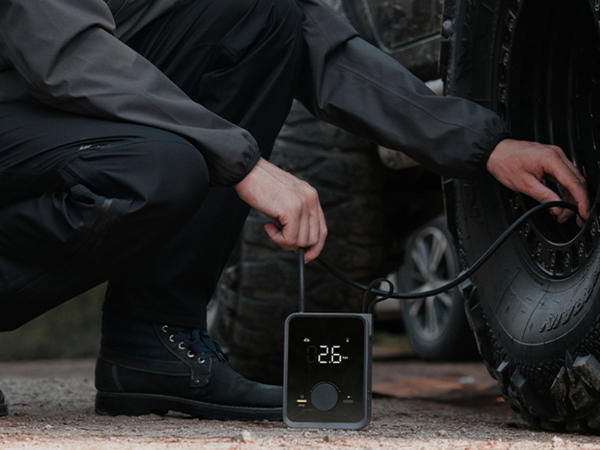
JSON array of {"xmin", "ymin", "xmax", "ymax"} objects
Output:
[{"xmin": 211, "ymin": 0, "xmax": 600, "ymax": 433}]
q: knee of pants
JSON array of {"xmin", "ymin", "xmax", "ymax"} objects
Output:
[
  {"xmin": 150, "ymin": 147, "xmax": 207, "ymax": 216},
  {"xmin": 120, "ymin": 140, "xmax": 210, "ymax": 224},
  {"xmin": 68, "ymin": 135, "xmax": 210, "ymax": 228}
]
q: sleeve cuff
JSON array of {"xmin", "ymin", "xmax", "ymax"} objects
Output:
[
  {"xmin": 480, "ymin": 131, "xmax": 512, "ymax": 174},
  {"xmin": 230, "ymin": 150, "xmax": 262, "ymax": 186}
]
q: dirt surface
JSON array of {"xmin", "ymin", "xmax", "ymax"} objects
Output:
[{"xmin": 1, "ymin": 357, "xmax": 600, "ymax": 449}]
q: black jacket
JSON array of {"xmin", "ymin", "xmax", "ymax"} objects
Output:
[{"xmin": 0, "ymin": 0, "xmax": 509, "ymax": 187}]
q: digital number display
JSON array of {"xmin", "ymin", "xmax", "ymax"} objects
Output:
[{"xmin": 307, "ymin": 345, "xmax": 346, "ymax": 364}]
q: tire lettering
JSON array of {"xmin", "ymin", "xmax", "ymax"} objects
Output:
[{"xmin": 539, "ymin": 271, "xmax": 599, "ymax": 333}]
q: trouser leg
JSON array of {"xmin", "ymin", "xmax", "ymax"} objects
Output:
[
  {"xmin": 0, "ymin": 101, "xmax": 209, "ymax": 331},
  {"xmin": 103, "ymin": 0, "xmax": 305, "ymax": 327}
]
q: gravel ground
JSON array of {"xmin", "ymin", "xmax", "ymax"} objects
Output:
[{"xmin": 1, "ymin": 358, "xmax": 600, "ymax": 449}]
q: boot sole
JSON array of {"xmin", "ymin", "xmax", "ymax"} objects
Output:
[{"xmin": 95, "ymin": 392, "xmax": 282, "ymax": 421}]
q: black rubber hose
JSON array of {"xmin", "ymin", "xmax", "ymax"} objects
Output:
[
  {"xmin": 299, "ymin": 248, "xmax": 306, "ymax": 313},
  {"xmin": 313, "ymin": 201, "xmax": 580, "ymax": 307}
]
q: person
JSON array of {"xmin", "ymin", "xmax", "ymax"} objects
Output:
[{"xmin": 0, "ymin": 0, "xmax": 589, "ymax": 421}]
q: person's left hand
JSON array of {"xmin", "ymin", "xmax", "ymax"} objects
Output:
[
  {"xmin": 486, "ymin": 139, "xmax": 590, "ymax": 227},
  {"xmin": 234, "ymin": 158, "xmax": 327, "ymax": 263}
]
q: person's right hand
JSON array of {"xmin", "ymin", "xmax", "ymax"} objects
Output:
[
  {"xmin": 234, "ymin": 158, "xmax": 327, "ymax": 263},
  {"xmin": 486, "ymin": 139, "xmax": 590, "ymax": 227}
]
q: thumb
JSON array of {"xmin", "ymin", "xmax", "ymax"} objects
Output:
[{"xmin": 264, "ymin": 223, "xmax": 285, "ymax": 244}]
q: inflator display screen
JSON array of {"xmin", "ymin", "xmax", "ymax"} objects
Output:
[{"xmin": 285, "ymin": 314, "xmax": 368, "ymax": 424}]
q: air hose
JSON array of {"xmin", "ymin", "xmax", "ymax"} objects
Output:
[{"xmin": 304, "ymin": 201, "xmax": 581, "ymax": 313}]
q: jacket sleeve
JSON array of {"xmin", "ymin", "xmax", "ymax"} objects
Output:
[
  {"xmin": 0, "ymin": 0, "xmax": 261, "ymax": 187},
  {"xmin": 294, "ymin": 0, "xmax": 510, "ymax": 179}
]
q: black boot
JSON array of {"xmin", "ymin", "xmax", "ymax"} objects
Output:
[
  {"xmin": 0, "ymin": 389, "xmax": 7, "ymax": 417},
  {"xmin": 95, "ymin": 316, "xmax": 282, "ymax": 421}
]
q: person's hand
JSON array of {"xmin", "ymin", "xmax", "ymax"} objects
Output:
[
  {"xmin": 486, "ymin": 139, "xmax": 590, "ymax": 227},
  {"xmin": 234, "ymin": 158, "xmax": 327, "ymax": 263}
]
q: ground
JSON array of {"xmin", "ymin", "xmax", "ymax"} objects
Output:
[{"xmin": 1, "ymin": 354, "xmax": 600, "ymax": 449}]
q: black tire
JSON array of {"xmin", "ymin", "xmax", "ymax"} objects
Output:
[
  {"xmin": 208, "ymin": 101, "xmax": 389, "ymax": 384},
  {"xmin": 339, "ymin": 0, "xmax": 377, "ymax": 45},
  {"xmin": 400, "ymin": 215, "xmax": 478, "ymax": 360},
  {"xmin": 446, "ymin": 0, "xmax": 600, "ymax": 432}
]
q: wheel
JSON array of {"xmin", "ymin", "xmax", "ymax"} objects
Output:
[
  {"xmin": 445, "ymin": 0, "xmax": 600, "ymax": 432},
  {"xmin": 208, "ymin": 101, "xmax": 389, "ymax": 384},
  {"xmin": 399, "ymin": 215, "xmax": 478, "ymax": 360}
]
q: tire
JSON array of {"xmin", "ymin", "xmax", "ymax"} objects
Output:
[
  {"xmin": 399, "ymin": 215, "xmax": 478, "ymax": 360},
  {"xmin": 208, "ymin": 101, "xmax": 389, "ymax": 384},
  {"xmin": 339, "ymin": 0, "xmax": 377, "ymax": 45},
  {"xmin": 446, "ymin": 0, "xmax": 600, "ymax": 432}
]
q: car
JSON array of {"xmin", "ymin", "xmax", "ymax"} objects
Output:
[
  {"xmin": 396, "ymin": 215, "xmax": 478, "ymax": 360},
  {"xmin": 210, "ymin": 0, "xmax": 600, "ymax": 433}
]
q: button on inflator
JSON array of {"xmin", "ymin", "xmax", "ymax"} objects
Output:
[{"xmin": 311, "ymin": 383, "xmax": 339, "ymax": 411}]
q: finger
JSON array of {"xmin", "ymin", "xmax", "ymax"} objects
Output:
[
  {"xmin": 542, "ymin": 164, "xmax": 586, "ymax": 226},
  {"xmin": 305, "ymin": 208, "xmax": 322, "ymax": 250},
  {"xmin": 522, "ymin": 176, "xmax": 562, "ymax": 213},
  {"xmin": 556, "ymin": 151, "xmax": 587, "ymax": 186},
  {"xmin": 523, "ymin": 179, "xmax": 578, "ymax": 225},
  {"xmin": 294, "ymin": 187, "xmax": 321, "ymax": 249},
  {"xmin": 264, "ymin": 222, "xmax": 284, "ymax": 245},
  {"xmin": 556, "ymin": 209, "xmax": 574, "ymax": 224},
  {"xmin": 561, "ymin": 191, "xmax": 587, "ymax": 228},
  {"xmin": 554, "ymin": 190, "xmax": 577, "ymax": 223},
  {"xmin": 274, "ymin": 195, "xmax": 306, "ymax": 248},
  {"xmin": 264, "ymin": 222, "xmax": 295, "ymax": 251},
  {"xmin": 296, "ymin": 206, "xmax": 314, "ymax": 249},
  {"xmin": 543, "ymin": 153, "xmax": 590, "ymax": 220},
  {"xmin": 298, "ymin": 213, "xmax": 319, "ymax": 261},
  {"xmin": 304, "ymin": 205, "xmax": 328, "ymax": 263}
]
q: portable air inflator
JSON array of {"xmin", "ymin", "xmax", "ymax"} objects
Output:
[
  {"xmin": 283, "ymin": 312, "xmax": 372, "ymax": 429},
  {"xmin": 283, "ymin": 249, "xmax": 373, "ymax": 429}
]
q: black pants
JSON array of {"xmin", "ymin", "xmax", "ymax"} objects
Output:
[{"xmin": 0, "ymin": 0, "xmax": 304, "ymax": 330}]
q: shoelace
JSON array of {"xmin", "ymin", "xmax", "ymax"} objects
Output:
[{"xmin": 167, "ymin": 327, "xmax": 227, "ymax": 362}]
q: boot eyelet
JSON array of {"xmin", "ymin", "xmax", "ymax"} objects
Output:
[
  {"xmin": 187, "ymin": 351, "xmax": 195, "ymax": 358},
  {"xmin": 169, "ymin": 335, "xmax": 175, "ymax": 343},
  {"xmin": 198, "ymin": 358, "xmax": 205, "ymax": 364},
  {"xmin": 178, "ymin": 342, "xmax": 186, "ymax": 350},
  {"xmin": 161, "ymin": 325, "xmax": 168, "ymax": 333}
]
